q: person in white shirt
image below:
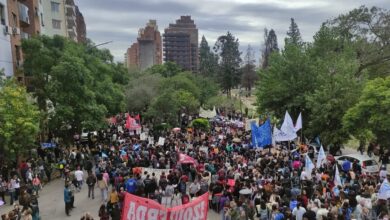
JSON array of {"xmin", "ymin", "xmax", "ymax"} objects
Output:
[
  {"xmin": 74, "ymin": 167, "xmax": 84, "ymax": 191},
  {"xmin": 292, "ymin": 203, "xmax": 306, "ymax": 220},
  {"xmin": 189, "ymin": 180, "xmax": 200, "ymax": 198}
]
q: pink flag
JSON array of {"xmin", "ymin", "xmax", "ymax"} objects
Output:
[{"xmin": 179, "ymin": 153, "xmax": 198, "ymax": 165}]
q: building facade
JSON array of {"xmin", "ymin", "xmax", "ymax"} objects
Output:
[
  {"xmin": 125, "ymin": 20, "xmax": 162, "ymax": 71},
  {"xmin": 7, "ymin": 0, "xmax": 41, "ymax": 82},
  {"xmin": 40, "ymin": 0, "xmax": 67, "ymax": 37},
  {"xmin": 75, "ymin": 6, "xmax": 85, "ymax": 43},
  {"xmin": 2, "ymin": 0, "xmax": 85, "ymax": 80},
  {"xmin": 0, "ymin": 0, "xmax": 13, "ymax": 77},
  {"xmin": 163, "ymin": 16, "xmax": 198, "ymax": 72}
]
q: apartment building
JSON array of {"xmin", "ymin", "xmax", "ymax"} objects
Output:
[
  {"xmin": 163, "ymin": 16, "xmax": 198, "ymax": 72},
  {"xmin": 1, "ymin": 0, "xmax": 86, "ymax": 80},
  {"xmin": 0, "ymin": 0, "xmax": 13, "ymax": 77},
  {"xmin": 125, "ymin": 20, "xmax": 162, "ymax": 71}
]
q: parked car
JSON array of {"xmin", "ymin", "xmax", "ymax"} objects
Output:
[{"xmin": 334, "ymin": 154, "xmax": 379, "ymax": 175}]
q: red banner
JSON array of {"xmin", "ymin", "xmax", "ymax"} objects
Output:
[{"xmin": 121, "ymin": 192, "xmax": 209, "ymax": 220}]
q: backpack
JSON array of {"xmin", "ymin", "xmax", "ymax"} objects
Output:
[
  {"xmin": 200, "ymin": 181, "xmax": 208, "ymax": 194},
  {"xmin": 86, "ymin": 176, "xmax": 96, "ymax": 186},
  {"xmin": 136, "ymin": 179, "xmax": 144, "ymax": 192},
  {"xmin": 259, "ymin": 208, "xmax": 269, "ymax": 220}
]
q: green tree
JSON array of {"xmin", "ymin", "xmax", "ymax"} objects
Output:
[
  {"xmin": 327, "ymin": 6, "xmax": 390, "ymax": 78},
  {"xmin": 343, "ymin": 77, "xmax": 390, "ymax": 146},
  {"xmin": 241, "ymin": 45, "xmax": 258, "ymax": 95},
  {"xmin": 261, "ymin": 28, "xmax": 279, "ymax": 69},
  {"xmin": 199, "ymin": 36, "xmax": 218, "ymax": 76},
  {"xmin": 286, "ymin": 18, "xmax": 303, "ymax": 46},
  {"xmin": 147, "ymin": 61, "xmax": 182, "ymax": 78},
  {"xmin": 125, "ymin": 73, "xmax": 162, "ymax": 112},
  {"xmin": 22, "ymin": 36, "xmax": 128, "ymax": 139},
  {"xmin": 256, "ymin": 43, "xmax": 314, "ymax": 121},
  {"xmin": 0, "ymin": 78, "xmax": 40, "ymax": 159},
  {"xmin": 214, "ymin": 32, "xmax": 242, "ymax": 96}
]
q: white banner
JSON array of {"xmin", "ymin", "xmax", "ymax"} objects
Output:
[
  {"xmin": 140, "ymin": 167, "xmax": 171, "ymax": 181},
  {"xmin": 199, "ymin": 107, "xmax": 216, "ymax": 119}
]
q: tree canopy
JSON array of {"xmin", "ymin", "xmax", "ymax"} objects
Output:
[
  {"xmin": 214, "ymin": 32, "xmax": 242, "ymax": 96},
  {"xmin": 255, "ymin": 6, "xmax": 390, "ymax": 146},
  {"xmin": 0, "ymin": 77, "xmax": 40, "ymax": 159},
  {"xmin": 22, "ymin": 35, "xmax": 128, "ymax": 139}
]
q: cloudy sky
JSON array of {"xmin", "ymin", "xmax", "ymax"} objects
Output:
[{"xmin": 75, "ymin": 0, "xmax": 390, "ymax": 63}]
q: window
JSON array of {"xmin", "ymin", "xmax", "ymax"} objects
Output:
[
  {"xmin": 52, "ymin": 19, "xmax": 61, "ymax": 29},
  {"xmin": 12, "ymin": 13, "xmax": 17, "ymax": 26},
  {"xmin": 51, "ymin": 2, "xmax": 60, "ymax": 12},
  {"xmin": 0, "ymin": 4, "xmax": 5, "ymax": 25},
  {"xmin": 40, "ymin": 13, "xmax": 44, "ymax": 26}
]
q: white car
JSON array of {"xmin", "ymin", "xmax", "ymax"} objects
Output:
[{"xmin": 334, "ymin": 154, "xmax": 379, "ymax": 174}]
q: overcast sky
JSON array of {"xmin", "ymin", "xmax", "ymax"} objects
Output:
[{"xmin": 75, "ymin": 0, "xmax": 390, "ymax": 63}]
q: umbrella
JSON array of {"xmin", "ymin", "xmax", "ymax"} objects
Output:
[
  {"xmin": 239, "ymin": 188, "xmax": 252, "ymax": 195},
  {"xmin": 172, "ymin": 127, "xmax": 181, "ymax": 132},
  {"xmin": 327, "ymin": 154, "xmax": 335, "ymax": 163}
]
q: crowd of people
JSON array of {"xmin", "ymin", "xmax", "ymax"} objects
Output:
[{"xmin": 1, "ymin": 111, "xmax": 390, "ymax": 220}]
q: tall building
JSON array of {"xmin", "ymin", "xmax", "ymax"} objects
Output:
[
  {"xmin": 40, "ymin": 0, "xmax": 85, "ymax": 43},
  {"xmin": 125, "ymin": 20, "xmax": 162, "ymax": 71},
  {"xmin": 75, "ymin": 6, "xmax": 85, "ymax": 43},
  {"xmin": 163, "ymin": 16, "xmax": 198, "ymax": 72},
  {"xmin": 2, "ymin": 0, "xmax": 86, "ymax": 81},
  {"xmin": 126, "ymin": 43, "xmax": 139, "ymax": 69},
  {"xmin": 0, "ymin": 0, "xmax": 13, "ymax": 77},
  {"xmin": 7, "ymin": 0, "xmax": 42, "ymax": 82},
  {"xmin": 40, "ymin": 0, "xmax": 67, "ymax": 37}
]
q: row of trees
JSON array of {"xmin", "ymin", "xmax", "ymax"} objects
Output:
[
  {"xmin": 256, "ymin": 6, "xmax": 390, "ymax": 147},
  {"xmin": 125, "ymin": 62, "xmax": 220, "ymax": 126}
]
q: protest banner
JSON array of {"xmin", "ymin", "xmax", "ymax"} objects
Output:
[
  {"xmin": 139, "ymin": 167, "xmax": 171, "ymax": 181},
  {"xmin": 121, "ymin": 192, "xmax": 209, "ymax": 220}
]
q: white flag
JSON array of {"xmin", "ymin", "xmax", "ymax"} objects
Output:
[
  {"xmin": 280, "ymin": 111, "xmax": 297, "ymax": 140},
  {"xmin": 378, "ymin": 179, "xmax": 390, "ymax": 200},
  {"xmin": 334, "ymin": 165, "xmax": 342, "ymax": 186},
  {"xmin": 316, "ymin": 145, "xmax": 326, "ymax": 168},
  {"xmin": 294, "ymin": 112, "xmax": 302, "ymax": 132},
  {"xmin": 305, "ymin": 154, "xmax": 315, "ymax": 179}
]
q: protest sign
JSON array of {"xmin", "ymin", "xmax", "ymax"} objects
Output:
[{"xmin": 158, "ymin": 137, "xmax": 165, "ymax": 146}]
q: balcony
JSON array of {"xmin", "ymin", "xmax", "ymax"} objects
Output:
[
  {"xmin": 65, "ymin": 4, "xmax": 75, "ymax": 16},
  {"xmin": 67, "ymin": 16, "xmax": 76, "ymax": 27},
  {"xmin": 18, "ymin": 3, "xmax": 30, "ymax": 26}
]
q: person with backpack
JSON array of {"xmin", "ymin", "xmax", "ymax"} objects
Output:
[
  {"xmin": 258, "ymin": 201, "xmax": 270, "ymax": 220},
  {"xmin": 86, "ymin": 172, "xmax": 97, "ymax": 199},
  {"xmin": 135, "ymin": 175, "xmax": 145, "ymax": 197}
]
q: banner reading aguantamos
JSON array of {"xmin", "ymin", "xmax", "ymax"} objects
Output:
[{"xmin": 122, "ymin": 192, "xmax": 209, "ymax": 220}]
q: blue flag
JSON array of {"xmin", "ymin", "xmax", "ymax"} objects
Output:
[
  {"xmin": 258, "ymin": 118, "xmax": 272, "ymax": 148},
  {"xmin": 251, "ymin": 122, "xmax": 260, "ymax": 147}
]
